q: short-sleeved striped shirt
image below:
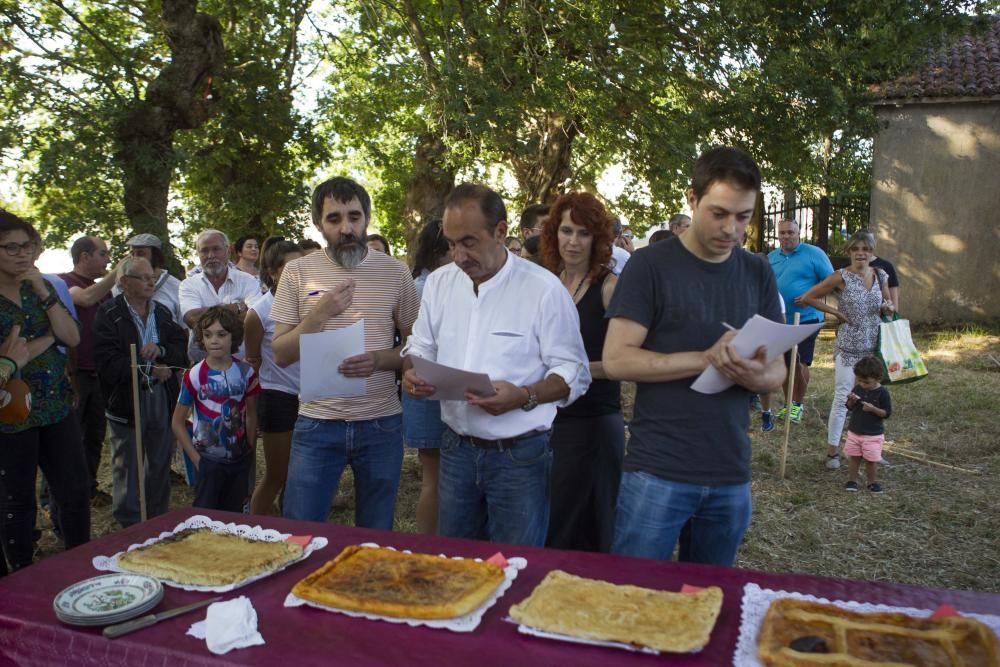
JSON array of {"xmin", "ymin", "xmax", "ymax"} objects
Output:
[{"xmin": 270, "ymin": 248, "xmax": 419, "ymax": 420}]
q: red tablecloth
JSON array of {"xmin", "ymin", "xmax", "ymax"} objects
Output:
[{"xmin": 1, "ymin": 508, "xmax": 998, "ymax": 666}]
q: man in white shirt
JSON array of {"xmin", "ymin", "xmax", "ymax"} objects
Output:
[
  {"xmin": 179, "ymin": 229, "xmax": 260, "ymax": 363},
  {"xmin": 403, "ymin": 183, "xmax": 591, "ymax": 546}
]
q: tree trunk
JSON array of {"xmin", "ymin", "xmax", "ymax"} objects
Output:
[
  {"xmin": 403, "ymin": 131, "xmax": 455, "ymax": 253},
  {"xmin": 115, "ymin": 0, "xmax": 224, "ymax": 276},
  {"xmin": 511, "ymin": 113, "xmax": 579, "ymax": 205}
]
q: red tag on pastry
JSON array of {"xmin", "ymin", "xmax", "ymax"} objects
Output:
[
  {"xmin": 286, "ymin": 535, "xmax": 312, "ymax": 547},
  {"xmin": 681, "ymin": 584, "xmax": 705, "ymax": 594},
  {"xmin": 486, "ymin": 552, "xmax": 508, "ymax": 568},
  {"xmin": 931, "ymin": 604, "xmax": 960, "ymax": 619}
]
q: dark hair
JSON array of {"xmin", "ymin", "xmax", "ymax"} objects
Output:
[
  {"xmin": 504, "ymin": 236, "xmax": 522, "ymax": 249},
  {"xmin": 367, "ymin": 234, "xmax": 391, "ymax": 255},
  {"xmin": 519, "ymin": 203, "xmax": 549, "ymax": 232},
  {"xmin": 853, "ymin": 356, "xmax": 884, "ymax": 381},
  {"xmin": 539, "ymin": 192, "xmax": 614, "ymax": 285},
  {"xmin": 312, "ymin": 177, "xmax": 371, "ymax": 226},
  {"xmin": 445, "ymin": 183, "xmax": 507, "ymax": 231},
  {"xmin": 260, "ymin": 236, "xmax": 302, "ymax": 291},
  {"xmin": 299, "ymin": 239, "xmax": 321, "ymax": 251},
  {"xmin": 411, "ymin": 219, "xmax": 449, "ymax": 278},
  {"xmin": 70, "ymin": 236, "xmax": 99, "ymax": 264},
  {"xmin": 523, "ymin": 235, "xmax": 540, "ymax": 256},
  {"xmin": 649, "ymin": 229, "xmax": 675, "ymax": 244},
  {"xmin": 690, "ymin": 147, "xmax": 761, "ymax": 203},
  {"xmin": 0, "ymin": 209, "xmax": 38, "ymax": 242},
  {"xmin": 234, "ymin": 235, "xmax": 259, "ymax": 254},
  {"xmin": 194, "ymin": 305, "xmax": 243, "ymax": 353}
]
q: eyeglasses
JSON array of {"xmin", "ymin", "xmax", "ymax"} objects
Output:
[
  {"xmin": 622, "ymin": 233, "xmax": 634, "ymax": 240},
  {"xmin": 1, "ymin": 241, "xmax": 38, "ymax": 256},
  {"xmin": 125, "ymin": 274, "xmax": 157, "ymax": 283}
]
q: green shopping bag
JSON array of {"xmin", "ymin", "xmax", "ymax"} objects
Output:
[{"xmin": 877, "ymin": 314, "xmax": 928, "ymax": 384}]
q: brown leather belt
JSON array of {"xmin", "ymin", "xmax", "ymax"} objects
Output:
[{"xmin": 463, "ymin": 429, "xmax": 550, "ymax": 451}]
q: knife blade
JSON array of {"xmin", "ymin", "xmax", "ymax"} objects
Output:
[{"xmin": 103, "ymin": 596, "xmax": 223, "ymax": 639}]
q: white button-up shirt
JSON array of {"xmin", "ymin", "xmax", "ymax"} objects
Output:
[
  {"xmin": 405, "ymin": 251, "xmax": 591, "ymax": 439},
  {"xmin": 179, "ymin": 268, "xmax": 261, "ymax": 362}
]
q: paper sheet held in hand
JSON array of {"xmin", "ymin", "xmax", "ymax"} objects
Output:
[
  {"xmin": 410, "ymin": 356, "xmax": 496, "ymax": 401},
  {"xmin": 691, "ymin": 315, "xmax": 825, "ymax": 394},
  {"xmin": 299, "ymin": 320, "xmax": 366, "ymax": 401}
]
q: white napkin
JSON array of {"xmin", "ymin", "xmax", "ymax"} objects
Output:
[{"xmin": 187, "ymin": 596, "xmax": 265, "ymax": 655}]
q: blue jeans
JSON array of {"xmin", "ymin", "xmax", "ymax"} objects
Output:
[
  {"xmin": 282, "ymin": 414, "xmax": 403, "ymax": 529},
  {"xmin": 438, "ymin": 428, "xmax": 552, "ymax": 546},
  {"xmin": 611, "ymin": 471, "xmax": 752, "ymax": 566}
]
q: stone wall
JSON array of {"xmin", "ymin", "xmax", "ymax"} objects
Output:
[{"xmin": 870, "ymin": 101, "xmax": 1000, "ymax": 324}]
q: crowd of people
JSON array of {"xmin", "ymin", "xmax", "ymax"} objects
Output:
[{"xmin": 0, "ymin": 145, "xmax": 900, "ymax": 577}]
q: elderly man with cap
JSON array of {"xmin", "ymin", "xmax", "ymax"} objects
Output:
[{"xmin": 112, "ymin": 233, "xmax": 184, "ymax": 327}]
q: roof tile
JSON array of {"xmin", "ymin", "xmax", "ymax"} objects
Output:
[{"xmin": 873, "ymin": 16, "xmax": 1000, "ymax": 100}]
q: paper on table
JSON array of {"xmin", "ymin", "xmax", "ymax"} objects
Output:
[
  {"xmin": 691, "ymin": 315, "xmax": 825, "ymax": 394},
  {"xmin": 410, "ymin": 356, "xmax": 496, "ymax": 401},
  {"xmin": 299, "ymin": 320, "xmax": 366, "ymax": 401}
]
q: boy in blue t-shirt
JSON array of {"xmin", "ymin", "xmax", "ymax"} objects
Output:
[{"xmin": 172, "ymin": 306, "xmax": 260, "ymax": 512}]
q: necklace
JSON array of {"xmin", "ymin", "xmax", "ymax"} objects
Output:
[{"xmin": 562, "ymin": 271, "xmax": 588, "ymax": 301}]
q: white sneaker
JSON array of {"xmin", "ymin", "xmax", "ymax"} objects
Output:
[{"xmin": 826, "ymin": 455, "xmax": 841, "ymax": 470}]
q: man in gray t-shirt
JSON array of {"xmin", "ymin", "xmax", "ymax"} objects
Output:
[{"xmin": 603, "ymin": 147, "xmax": 785, "ymax": 567}]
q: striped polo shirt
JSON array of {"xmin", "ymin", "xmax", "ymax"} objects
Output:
[{"xmin": 271, "ymin": 248, "xmax": 419, "ymax": 420}]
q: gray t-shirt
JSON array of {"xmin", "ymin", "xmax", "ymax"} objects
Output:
[{"xmin": 606, "ymin": 237, "xmax": 783, "ymax": 485}]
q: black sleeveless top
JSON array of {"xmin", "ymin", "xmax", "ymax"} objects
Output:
[{"xmin": 558, "ymin": 276, "xmax": 621, "ymax": 419}]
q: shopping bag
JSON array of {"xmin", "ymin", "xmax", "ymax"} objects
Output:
[{"xmin": 877, "ymin": 314, "xmax": 928, "ymax": 384}]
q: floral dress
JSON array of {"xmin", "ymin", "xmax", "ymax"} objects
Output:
[{"xmin": 833, "ymin": 268, "xmax": 887, "ymax": 366}]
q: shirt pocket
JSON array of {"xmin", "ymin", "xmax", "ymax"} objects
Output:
[{"xmin": 486, "ymin": 330, "xmax": 533, "ymax": 373}]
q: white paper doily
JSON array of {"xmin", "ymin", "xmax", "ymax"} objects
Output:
[
  {"xmin": 733, "ymin": 582, "xmax": 1000, "ymax": 666},
  {"xmin": 507, "ymin": 619, "xmax": 660, "ymax": 655},
  {"xmin": 92, "ymin": 514, "xmax": 328, "ymax": 592},
  {"xmin": 283, "ymin": 542, "xmax": 526, "ymax": 633}
]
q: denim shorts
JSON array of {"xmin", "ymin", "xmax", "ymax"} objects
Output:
[{"xmin": 401, "ymin": 392, "xmax": 445, "ymax": 449}]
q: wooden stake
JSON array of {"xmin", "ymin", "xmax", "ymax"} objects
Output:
[
  {"xmin": 779, "ymin": 312, "xmax": 801, "ymax": 479},
  {"xmin": 882, "ymin": 445, "xmax": 981, "ymax": 474},
  {"xmin": 129, "ymin": 344, "xmax": 147, "ymax": 522}
]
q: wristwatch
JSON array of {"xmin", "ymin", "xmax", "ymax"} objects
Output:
[{"xmin": 521, "ymin": 386, "xmax": 539, "ymax": 412}]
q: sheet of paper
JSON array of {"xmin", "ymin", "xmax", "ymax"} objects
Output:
[
  {"xmin": 299, "ymin": 320, "xmax": 366, "ymax": 401},
  {"xmin": 691, "ymin": 315, "xmax": 825, "ymax": 395},
  {"xmin": 410, "ymin": 356, "xmax": 496, "ymax": 401}
]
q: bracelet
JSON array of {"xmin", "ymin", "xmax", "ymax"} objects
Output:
[
  {"xmin": 40, "ymin": 293, "xmax": 59, "ymax": 311},
  {"xmin": 0, "ymin": 355, "xmax": 17, "ymax": 375}
]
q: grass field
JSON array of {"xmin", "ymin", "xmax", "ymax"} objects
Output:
[{"xmin": 34, "ymin": 326, "xmax": 1000, "ymax": 593}]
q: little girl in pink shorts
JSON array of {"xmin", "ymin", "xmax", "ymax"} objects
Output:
[{"xmin": 843, "ymin": 356, "xmax": 892, "ymax": 494}]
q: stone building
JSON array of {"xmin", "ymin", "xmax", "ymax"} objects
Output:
[{"xmin": 870, "ymin": 17, "xmax": 1000, "ymax": 324}]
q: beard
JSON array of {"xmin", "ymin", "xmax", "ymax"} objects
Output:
[
  {"xmin": 202, "ymin": 259, "xmax": 226, "ymax": 277},
  {"xmin": 326, "ymin": 231, "xmax": 368, "ymax": 269}
]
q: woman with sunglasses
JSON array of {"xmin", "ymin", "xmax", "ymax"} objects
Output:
[
  {"xmin": 539, "ymin": 193, "xmax": 623, "ymax": 552},
  {"xmin": 0, "ymin": 210, "xmax": 90, "ymax": 573}
]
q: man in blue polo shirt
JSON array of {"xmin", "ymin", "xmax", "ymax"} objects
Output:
[{"xmin": 767, "ymin": 219, "xmax": 833, "ymax": 428}]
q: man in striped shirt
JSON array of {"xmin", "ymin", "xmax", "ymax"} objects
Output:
[{"xmin": 271, "ymin": 177, "xmax": 419, "ymax": 529}]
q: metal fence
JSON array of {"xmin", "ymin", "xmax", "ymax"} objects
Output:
[{"xmin": 755, "ymin": 195, "xmax": 870, "ymax": 253}]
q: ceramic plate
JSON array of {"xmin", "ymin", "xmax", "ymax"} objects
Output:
[{"xmin": 53, "ymin": 573, "xmax": 162, "ymax": 623}]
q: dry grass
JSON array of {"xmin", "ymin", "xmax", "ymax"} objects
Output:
[
  {"xmin": 740, "ymin": 327, "xmax": 1000, "ymax": 592},
  {"xmin": 34, "ymin": 326, "xmax": 1000, "ymax": 593}
]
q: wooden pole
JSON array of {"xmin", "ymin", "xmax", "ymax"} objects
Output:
[
  {"xmin": 779, "ymin": 312, "xmax": 801, "ymax": 478},
  {"xmin": 129, "ymin": 344, "xmax": 147, "ymax": 522}
]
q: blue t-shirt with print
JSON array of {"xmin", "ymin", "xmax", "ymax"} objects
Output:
[{"xmin": 178, "ymin": 359, "xmax": 260, "ymax": 463}]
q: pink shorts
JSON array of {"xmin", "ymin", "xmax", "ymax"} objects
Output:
[{"xmin": 844, "ymin": 432, "xmax": 884, "ymax": 462}]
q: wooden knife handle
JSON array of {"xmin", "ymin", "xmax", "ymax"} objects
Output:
[{"xmin": 103, "ymin": 613, "xmax": 158, "ymax": 639}]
